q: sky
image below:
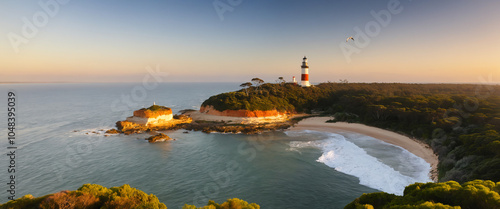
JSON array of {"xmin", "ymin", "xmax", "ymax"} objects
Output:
[{"xmin": 1, "ymin": 0, "xmax": 499, "ymax": 83}]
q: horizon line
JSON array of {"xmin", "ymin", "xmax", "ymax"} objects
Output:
[{"xmin": 1, "ymin": 81, "xmax": 499, "ymax": 85}]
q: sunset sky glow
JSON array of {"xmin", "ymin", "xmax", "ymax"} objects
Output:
[{"xmin": 1, "ymin": 0, "xmax": 499, "ymax": 83}]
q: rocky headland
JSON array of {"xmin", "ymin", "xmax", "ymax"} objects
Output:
[
  {"xmin": 199, "ymin": 105, "xmax": 289, "ymax": 119},
  {"xmin": 109, "ymin": 103, "xmax": 302, "ymax": 135},
  {"xmin": 180, "ymin": 106, "xmax": 302, "ymax": 134},
  {"xmin": 113, "ymin": 105, "xmax": 192, "ymax": 135}
]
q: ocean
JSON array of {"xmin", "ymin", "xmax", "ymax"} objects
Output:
[{"xmin": 0, "ymin": 83, "xmax": 431, "ymax": 209}]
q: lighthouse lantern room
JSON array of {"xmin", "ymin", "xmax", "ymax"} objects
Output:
[{"xmin": 300, "ymin": 56, "xmax": 311, "ymax": 87}]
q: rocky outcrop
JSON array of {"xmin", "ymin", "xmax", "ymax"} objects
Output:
[
  {"xmin": 116, "ymin": 121, "xmax": 147, "ymax": 134},
  {"xmin": 182, "ymin": 121, "xmax": 293, "ymax": 134},
  {"xmin": 146, "ymin": 133, "xmax": 172, "ymax": 143},
  {"xmin": 115, "ymin": 105, "xmax": 192, "ymax": 134},
  {"xmin": 134, "ymin": 108, "xmax": 172, "ymax": 118},
  {"xmin": 113, "ymin": 104, "xmax": 297, "ymax": 135},
  {"xmin": 105, "ymin": 129, "xmax": 121, "ymax": 134},
  {"xmin": 200, "ymin": 105, "xmax": 289, "ymax": 118},
  {"xmin": 116, "ymin": 116, "xmax": 192, "ymax": 135},
  {"xmin": 127, "ymin": 108, "xmax": 173, "ymax": 126}
]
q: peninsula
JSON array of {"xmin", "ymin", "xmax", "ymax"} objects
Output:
[{"xmin": 192, "ymin": 81, "xmax": 500, "ymax": 185}]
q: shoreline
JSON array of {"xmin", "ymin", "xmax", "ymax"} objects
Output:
[
  {"xmin": 289, "ymin": 117, "xmax": 438, "ymax": 182},
  {"xmin": 185, "ymin": 110, "xmax": 303, "ymax": 124}
]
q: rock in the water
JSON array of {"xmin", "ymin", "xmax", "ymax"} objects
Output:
[
  {"xmin": 146, "ymin": 133, "xmax": 171, "ymax": 143},
  {"xmin": 116, "ymin": 121, "xmax": 147, "ymax": 133},
  {"xmin": 105, "ymin": 129, "xmax": 121, "ymax": 134}
]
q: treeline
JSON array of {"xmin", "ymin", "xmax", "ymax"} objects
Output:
[
  {"xmin": 345, "ymin": 180, "xmax": 500, "ymax": 209},
  {"xmin": 0, "ymin": 184, "xmax": 259, "ymax": 209},
  {"xmin": 202, "ymin": 82, "xmax": 500, "ymax": 182}
]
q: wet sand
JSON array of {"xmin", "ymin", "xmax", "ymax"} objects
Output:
[{"xmin": 289, "ymin": 117, "xmax": 438, "ymax": 182}]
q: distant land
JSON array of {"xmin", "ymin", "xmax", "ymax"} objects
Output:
[{"xmin": 2, "ymin": 81, "xmax": 500, "ymax": 84}]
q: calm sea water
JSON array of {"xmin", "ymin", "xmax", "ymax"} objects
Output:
[{"xmin": 0, "ymin": 83, "xmax": 431, "ymax": 209}]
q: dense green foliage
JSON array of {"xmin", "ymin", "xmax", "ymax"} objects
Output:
[
  {"xmin": 0, "ymin": 184, "xmax": 259, "ymax": 209},
  {"xmin": 201, "ymin": 83, "xmax": 327, "ymax": 112},
  {"xmin": 345, "ymin": 180, "xmax": 500, "ymax": 209},
  {"xmin": 1, "ymin": 184, "xmax": 166, "ymax": 209},
  {"xmin": 203, "ymin": 82, "xmax": 500, "ymax": 182}
]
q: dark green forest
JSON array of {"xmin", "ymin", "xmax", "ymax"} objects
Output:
[{"xmin": 203, "ymin": 82, "xmax": 500, "ymax": 182}]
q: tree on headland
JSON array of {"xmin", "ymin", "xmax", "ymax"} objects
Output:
[
  {"xmin": 276, "ymin": 77, "xmax": 286, "ymax": 85},
  {"xmin": 251, "ymin": 78, "xmax": 264, "ymax": 88},
  {"xmin": 240, "ymin": 82, "xmax": 252, "ymax": 95}
]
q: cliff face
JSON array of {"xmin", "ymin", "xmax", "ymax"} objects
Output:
[
  {"xmin": 126, "ymin": 115, "xmax": 173, "ymax": 126},
  {"xmin": 200, "ymin": 105, "xmax": 288, "ymax": 118},
  {"xmin": 134, "ymin": 109, "xmax": 172, "ymax": 118},
  {"xmin": 126, "ymin": 109, "xmax": 174, "ymax": 126},
  {"xmin": 116, "ymin": 116, "xmax": 192, "ymax": 134}
]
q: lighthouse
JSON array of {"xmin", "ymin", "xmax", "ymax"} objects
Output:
[{"xmin": 300, "ymin": 56, "xmax": 311, "ymax": 87}]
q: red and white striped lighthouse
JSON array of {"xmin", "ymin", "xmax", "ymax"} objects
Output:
[{"xmin": 300, "ymin": 56, "xmax": 311, "ymax": 87}]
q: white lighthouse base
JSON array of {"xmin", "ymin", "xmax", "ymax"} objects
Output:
[{"xmin": 301, "ymin": 81, "xmax": 311, "ymax": 87}]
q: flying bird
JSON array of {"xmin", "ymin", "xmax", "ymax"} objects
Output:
[{"xmin": 346, "ymin": 36, "xmax": 354, "ymax": 42}]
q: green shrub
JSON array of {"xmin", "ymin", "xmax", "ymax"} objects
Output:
[
  {"xmin": 183, "ymin": 198, "xmax": 260, "ymax": 209},
  {"xmin": 0, "ymin": 185, "xmax": 263, "ymax": 209},
  {"xmin": 346, "ymin": 180, "xmax": 500, "ymax": 209}
]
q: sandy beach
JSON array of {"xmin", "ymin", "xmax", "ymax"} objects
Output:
[{"xmin": 289, "ymin": 117, "xmax": 439, "ymax": 182}]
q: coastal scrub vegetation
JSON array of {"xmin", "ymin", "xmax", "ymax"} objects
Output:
[
  {"xmin": 202, "ymin": 82, "xmax": 500, "ymax": 183},
  {"xmin": 183, "ymin": 198, "xmax": 260, "ymax": 209},
  {"xmin": 141, "ymin": 104, "xmax": 171, "ymax": 112},
  {"xmin": 0, "ymin": 184, "xmax": 259, "ymax": 209},
  {"xmin": 344, "ymin": 180, "xmax": 500, "ymax": 209},
  {"xmin": 202, "ymin": 82, "xmax": 326, "ymax": 112}
]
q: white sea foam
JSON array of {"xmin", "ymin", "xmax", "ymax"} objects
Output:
[{"xmin": 288, "ymin": 131, "xmax": 432, "ymax": 195}]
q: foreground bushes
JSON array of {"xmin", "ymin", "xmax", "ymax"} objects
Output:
[
  {"xmin": 345, "ymin": 180, "xmax": 500, "ymax": 209},
  {"xmin": 183, "ymin": 198, "xmax": 260, "ymax": 209},
  {"xmin": 1, "ymin": 181, "xmax": 498, "ymax": 208},
  {"xmin": 0, "ymin": 184, "xmax": 259, "ymax": 209}
]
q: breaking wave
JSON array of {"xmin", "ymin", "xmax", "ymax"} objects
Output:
[{"xmin": 288, "ymin": 130, "xmax": 431, "ymax": 195}]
